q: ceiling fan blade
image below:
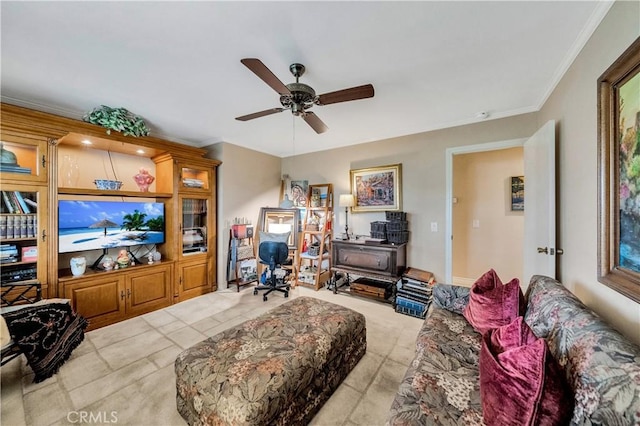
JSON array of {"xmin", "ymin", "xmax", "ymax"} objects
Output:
[
  {"xmin": 302, "ymin": 111, "xmax": 328, "ymax": 134},
  {"xmin": 235, "ymin": 108, "xmax": 285, "ymax": 121},
  {"xmin": 317, "ymin": 84, "xmax": 374, "ymax": 106},
  {"xmin": 241, "ymin": 58, "xmax": 291, "ymax": 96}
]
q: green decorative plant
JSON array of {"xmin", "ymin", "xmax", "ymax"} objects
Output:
[{"xmin": 82, "ymin": 105, "xmax": 150, "ymax": 137}]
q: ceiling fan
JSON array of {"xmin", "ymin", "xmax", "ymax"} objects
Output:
[{"xmin": 235, "ymin": 58, "xmax": 374, "ymax": 134}]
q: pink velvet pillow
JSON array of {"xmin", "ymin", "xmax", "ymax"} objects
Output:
[
  {"xmin": 479, "ymin": 317, "xmax": 573, "ymax": 426},
  {"xmin": 463, "ymin": 269, "xmax": 525, "ymax": 334}
]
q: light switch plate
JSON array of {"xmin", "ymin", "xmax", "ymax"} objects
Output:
[{"xmin": 431, "ymin": 222, "xmax": 438, "ymax": 232}]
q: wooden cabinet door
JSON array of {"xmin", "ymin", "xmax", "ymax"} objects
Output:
[
  {"xmin": 64, "ymin": 275, "xmax": 125, "ymax": 330},
  {"xmin": 178, "ymin": 259, "xmax": 211, "ymax": 301},
  {"xmin": 126, "ymin": 264, "xmax": 172, "ymax": 316}
]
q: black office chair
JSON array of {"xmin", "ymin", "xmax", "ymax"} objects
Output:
[{"xmin": 253, "ymin": 241, "xmax": 291, "ymax": 301}]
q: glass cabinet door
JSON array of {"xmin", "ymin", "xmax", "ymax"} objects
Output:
[
  {"xmin": 179, "ymin": 165, "xmax": 210, "ymax": 191},
  {"xmin": 0, "ymin": 135, "xmax": 48, "ymax": 183},
  {"xmin": 181, "ymin": 195, "xmax": 209, "ymax": 256}
]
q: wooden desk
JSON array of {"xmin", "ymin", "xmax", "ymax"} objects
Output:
[{"xmin": 329, "ymin": 240, "xmax": 406, "ymax": 305}]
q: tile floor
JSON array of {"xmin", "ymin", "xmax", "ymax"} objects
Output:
[{"xmin": 1, "ymin": 284, "xmax": 424, "ymax": 426}]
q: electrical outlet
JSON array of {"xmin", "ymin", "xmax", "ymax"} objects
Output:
[
  {"xmin": 431, "ymin": 222, "xmax": 438, "ymax": 232},
  {"xmin": 472, "ymin": 219, "xmax": 480, "ymax": 228}
]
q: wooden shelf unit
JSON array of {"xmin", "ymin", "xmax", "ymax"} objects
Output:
[
  {"xmin": 0, "ymin": 102, "xmax": 221, "ymax": 330},
  {"xmin": 227, "ymin": 227, "xmax": 257, "ymax": 291},
  {"xmin": 295, "ymin": 184, "xmax": 333, "ymax": 290}
]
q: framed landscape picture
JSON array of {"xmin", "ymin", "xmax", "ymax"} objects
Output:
[
  {"xmin": 350, "ymin": 164, "xmax": 402, "ymax": 212},
  {"xmin": 598, "ymin": 36, "xmax": 640, "ymax": 303}
]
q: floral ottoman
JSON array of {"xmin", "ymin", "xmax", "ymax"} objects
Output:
[{"xmin": 175, "ymin": 296, "xmax": 367, "ymax": 425}]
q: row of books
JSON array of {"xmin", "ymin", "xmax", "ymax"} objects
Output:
[
  {"xmin": 2, "ymin": 190, "xmax": 36, "ymax": 214},
  {"xmin": 0, "ymin": 244, "xmax": 19, "ymax": 263},
  {"xmin": 395, "ymin": 268, "xmax": 435, "ymax": 319},
  {"xmin": 0, "ymin": 214, "xmax": 37, "ymax": 239}
]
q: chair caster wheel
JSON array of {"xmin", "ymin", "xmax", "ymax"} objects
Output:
[
  {"xmin": 284, "ymin": 292, "xmax": 289, "ymax": 298},
  {"xmin": 263, "ymin": 295, "xmax": 268, "ymax": 302},
  {"xmin": 253, "ymin": 289, "xmax": 258, "ymax": 295}
]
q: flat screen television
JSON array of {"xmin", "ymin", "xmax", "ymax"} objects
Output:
[{"xmin": 58, "ymin": 200, "xmax": 165, "ymax": 254}]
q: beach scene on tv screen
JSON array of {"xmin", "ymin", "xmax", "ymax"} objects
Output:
[{"xmin": 58, "ymin": 200, "xmax": 165, "ymax": 253}]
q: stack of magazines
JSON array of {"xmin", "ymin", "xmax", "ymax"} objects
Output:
[{"xmin": 395, "ymin": 268, "xmax": 435, "ymax": 319}]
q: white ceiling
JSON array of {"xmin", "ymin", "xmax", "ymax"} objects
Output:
[{"xmin": 1, "ymin": 1, "xmax": 612, "ymax": 157}]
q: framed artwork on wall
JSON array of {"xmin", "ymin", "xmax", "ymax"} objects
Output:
[
  {"xmin": 350, "ymin": 164, "xmax": 402, "ymax": 212},
  {"xmin": 290, "ymin": 180, "xmax": 308, "ymax": 207},
  {"xmin": 510, "ymin": 176, "xmax": 524, "ymax": 211},
  {"xmin": 598, "ymin": 36, "xmax": 640, "ymax": 303}
]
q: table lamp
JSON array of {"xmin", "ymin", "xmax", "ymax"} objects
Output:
[{"xmin": 339, "ymin": 194, "xmax": 355, "ymax": 240}]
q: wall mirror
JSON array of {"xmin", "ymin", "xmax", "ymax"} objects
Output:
[{"xmin": 257, "ymin": 207, "xmax": 301, "ymax": 250}]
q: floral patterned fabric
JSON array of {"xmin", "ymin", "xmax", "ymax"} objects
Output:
[
  {"xmin": 388, "ymin": 303, "xmax": 484, "ymax": 425},
  {"xmin": 524, "ymin": 275, "xmax": 640, "ymax": 425},
  {"xmin": 175, "ymin": 296, "xmax": 366, "ymax": 426},
  {"xmin": 389, "ymin": 278, "xmax": 640, "ymax": 426}
]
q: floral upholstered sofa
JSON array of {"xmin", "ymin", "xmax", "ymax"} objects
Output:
[{"xmin": 387, "ymin": 275, "xmax": 640, "ymax": 425}]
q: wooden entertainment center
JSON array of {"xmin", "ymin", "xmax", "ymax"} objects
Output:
[{"xmin": 0, "ymin": 103, "xmax": 221, "ymax": 330}]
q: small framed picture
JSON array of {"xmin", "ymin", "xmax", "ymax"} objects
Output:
[{"xmin": 510, "ymin": 176, "xmax": 524, "ymax": 211}]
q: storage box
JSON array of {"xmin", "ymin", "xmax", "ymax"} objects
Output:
[
  {"xmin": 308, "ymin": 244, "xmax": 320, "ymax": 256},
  {"xmin": 232, "ymin": 224, "xmax": 247, "ymax": 238},
  {"xmin": 387, "ymin": 231, "xmax": 409, "ymax": 244},
  {"xmin": 370, "ymin": 231, "xmax": 387, "ymax": 240},
  {"xmin": 387, "ymin": 220, "xmax": 408, "ymax": 232},
  {"xmin": 370, "ymin": 221, "xmax": 388, "ymax": 233},
  {"xmin": 395, "ymin": 304, "xmax": 428, "ymax": 319},
  {"xmin": 21, "ymin": 246, "xmax": 37, "ymax": 262},
  {"xmin": 385, "ymin": 211, "xmax": 407, "ymax": 221},
  {"xmin": 350, "ymin": 277, "xmax": 391, "ymax": 301}
]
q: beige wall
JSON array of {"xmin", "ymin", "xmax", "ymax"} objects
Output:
[
  {"xmin": 280, "ymin": 114, "xmax": 538, "ymax": 278},
  {"xmin": 452, "ymin": 147, "xmax": 524, "ymax": 284},
  {"xmin": 204, "ymin": 142, "xmax": 282, "ymax": 288},
  {"xmin": 536, "ymin": 0, "xmax": 640, "ymax": 343},
  {"xmin": 208, "ymin": 0, "xmax": 640, "ymax": 343}
]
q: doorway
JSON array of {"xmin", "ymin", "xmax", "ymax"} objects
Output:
[
  {"xmin": 445, "ymin": 121, "xmax": 557, "ymax": 286},
  {"xmin": 445, "ymin": 139, "xmax": 526, "ymax": 285}
]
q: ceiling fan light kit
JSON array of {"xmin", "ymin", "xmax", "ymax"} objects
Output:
[{"xmin": 236, "ymin": 58, "xmax": 374, "ymax": 134}]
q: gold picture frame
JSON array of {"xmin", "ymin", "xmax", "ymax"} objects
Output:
[
  {"xmin": 257, "ymin": 207, "xmax": 300, "ymax": 250},
  {"xmin": 350, "ymin": 164, "xmax": 402, "ymax": 213},
  {"xmin": 597, "ymin": 36, "xmax": 640, "ymax": 303}
]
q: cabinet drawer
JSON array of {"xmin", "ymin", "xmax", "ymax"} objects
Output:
[
  {"xmin": 332, "ymin": 241, "xmax": 406, "ymax": 277},
  {"xmin": 336, "ymin": 248, "xmax": 390, "ymax": 272}
]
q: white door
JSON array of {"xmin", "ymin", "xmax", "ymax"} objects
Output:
[{"xmin": 523, "ymin": 120, "xmax": 557, "ymax": 283}]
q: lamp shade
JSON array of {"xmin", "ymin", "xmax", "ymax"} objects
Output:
[{"xmin": 339, "ymin": 194, "xmax": 355, "ymax": 207}]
